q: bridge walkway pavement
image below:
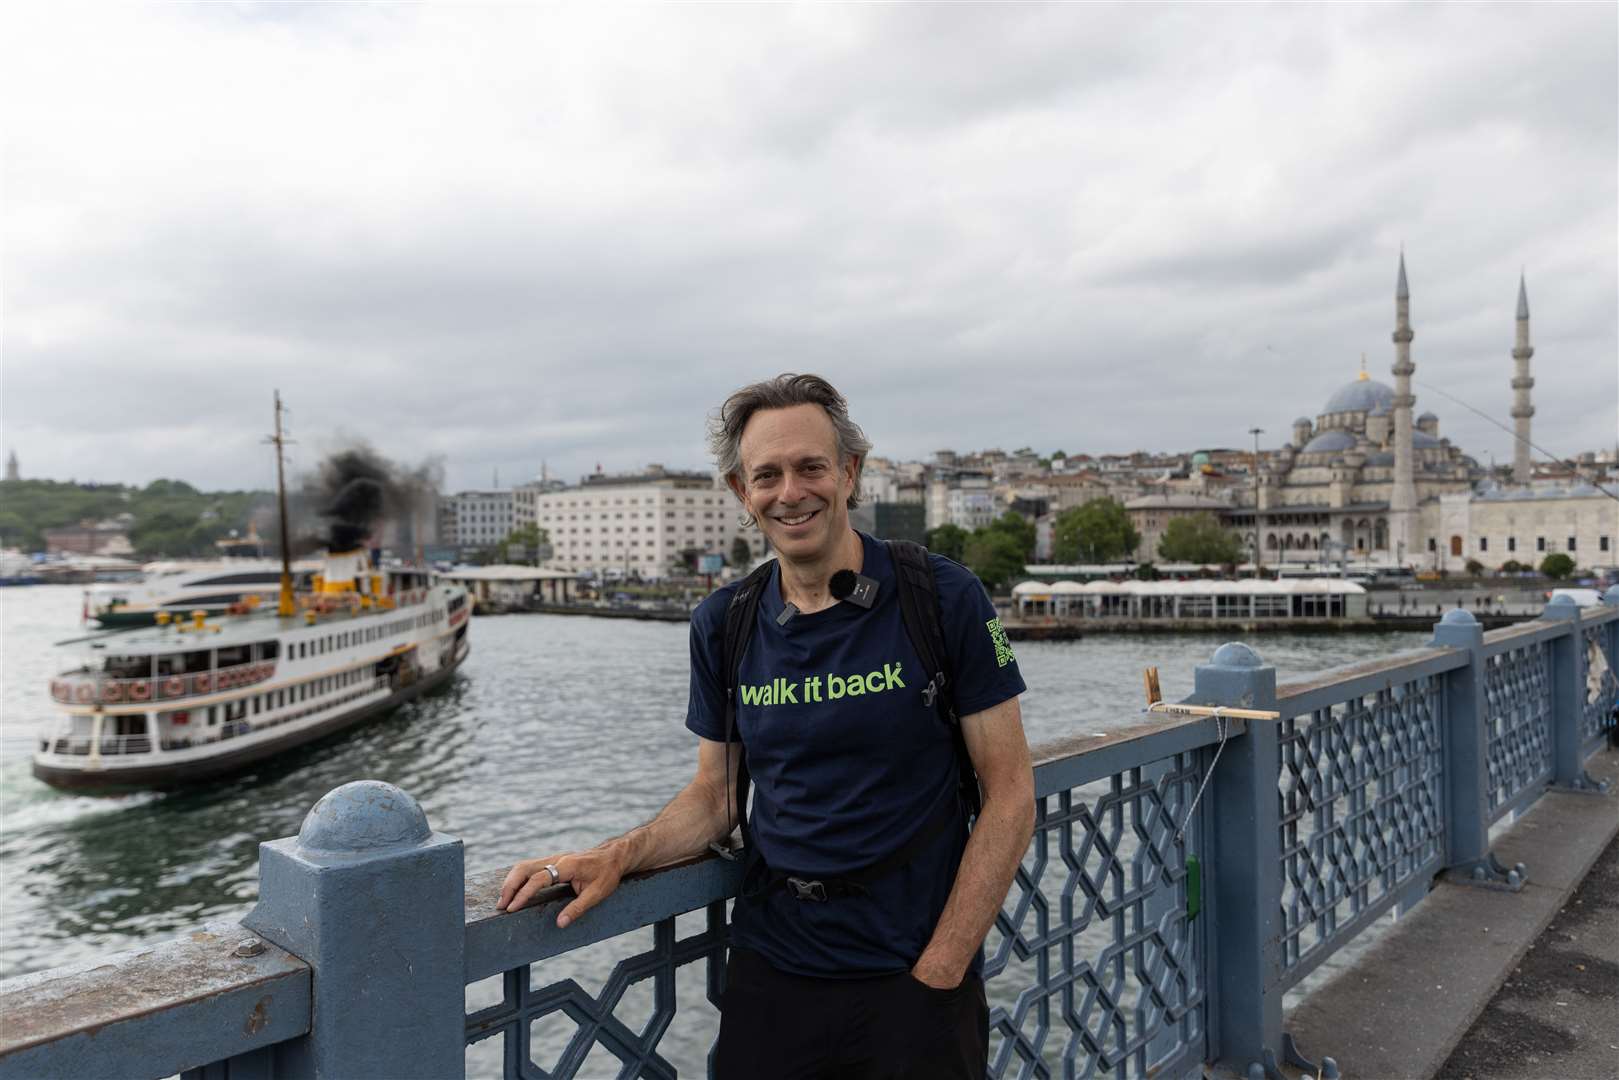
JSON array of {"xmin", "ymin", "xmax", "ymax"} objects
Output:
[{"xmin": 1280, "ymin": 747, "xmax": 1619, "ymax": 1080}]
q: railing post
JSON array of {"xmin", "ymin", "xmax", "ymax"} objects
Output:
[
  {"xmin": 241, "ymin": 781, "xmax": 465, "ymax": 1078},
  {"xmin": 1544, "ymin": 596, "xmax": 1609, "ymax": 795},
  {"xmin": 1430, "ymin": 609, "xmax": 1523, "ymax": 888},
  {"xmin": 1196, "ymin": 642, "xmax": 1323, "ymax": 1080}
]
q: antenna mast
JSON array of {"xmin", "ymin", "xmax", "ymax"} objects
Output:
[{"xmin": 270, "ymin": 391, "xmax": 296, "ymax": 616}]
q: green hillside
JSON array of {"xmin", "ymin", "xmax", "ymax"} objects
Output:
[{"xmin": 0, "ymin": 478, "xmax": 273, "ymax": 558}]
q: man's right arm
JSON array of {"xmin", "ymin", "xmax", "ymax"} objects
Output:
[{"xmin": 497, "ymin": 736, "xmax": 740, "ymax": 926}]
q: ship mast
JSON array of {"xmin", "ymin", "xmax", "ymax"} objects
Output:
[{"xmin": 271, "ymin": 391, "xmax": 296, "ymax": 616}]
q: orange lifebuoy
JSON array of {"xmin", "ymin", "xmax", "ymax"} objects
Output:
[
  {"xmin": 163, "ymin": 676, "xmax": 185, "ymax": 697},
  {"xmin": 193, "ymin": 674, "xmax": 212, "ymax": 693},
  {"xmin": 104, "ymin": 682, "xmax": 126, "ymax": 703},
  {"xmin": 130, "ymin": 680, "xmax": 151, "ymax": 701}
]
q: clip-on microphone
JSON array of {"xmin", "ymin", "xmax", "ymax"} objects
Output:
[{"xmin": 830, "ymin": 568, "xmax": 880, "ymax": 609}]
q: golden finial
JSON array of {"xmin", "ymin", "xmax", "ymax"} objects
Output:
[{"xmin": 1357, "ymin": 353, "xmax": 1369, "ymax": 381}]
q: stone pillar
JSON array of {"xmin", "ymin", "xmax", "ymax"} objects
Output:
[
  {"xmin": 1196, "ymin": 643, "xmax": 1307, "ymax": 1077},
  {"xmin": 1430, "ymin": 610, "xmax": 1523, "ymax": 888},
  {"xmin": 243, "ymin": 781, "xmax": 465, "ymax": 1078},
  {"xmin": 1543, "ymin": 597, "xmax": 1609, "ymax": 794}
]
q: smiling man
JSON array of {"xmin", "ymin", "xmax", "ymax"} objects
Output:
[{"xmin": 500, "ymin": 373, "xmax": 1034, "ymax": 1078}]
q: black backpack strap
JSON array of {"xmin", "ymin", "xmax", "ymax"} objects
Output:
[
  {"xmin": 887, "ymin": 539, "xmax": 982, "ymax": 819},
  {"xmin": 712, "ymin": 559, "xmax": 776, "ymax": 862}
]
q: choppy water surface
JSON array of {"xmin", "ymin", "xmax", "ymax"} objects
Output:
[{"xmin": 1, "ymin": 585, "xmax": 1427, "ymax": 1070}]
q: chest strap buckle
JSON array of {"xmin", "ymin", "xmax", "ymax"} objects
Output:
[
  {"xmin": 786, "ymin": 877, "xmax": 827, "ymax": 902},
  {"xmin": 921, "ymin": 672, "xmax": 947, "ymax": 708}
]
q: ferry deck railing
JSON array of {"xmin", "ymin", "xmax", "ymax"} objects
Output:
[{"xmin": 2, "ymin": 592, "xmax": 1616, "ymax": 1080}]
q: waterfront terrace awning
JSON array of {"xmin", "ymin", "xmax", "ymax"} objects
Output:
[{"xmin": 1013, "ymin": 578, "xmax": 1365, "ymax": 597}]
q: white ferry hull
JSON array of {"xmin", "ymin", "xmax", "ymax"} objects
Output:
[{"xmin": 33, "ymin": 639, "xmax": 467, "ymax": 792}]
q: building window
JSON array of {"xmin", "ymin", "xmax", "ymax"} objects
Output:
[
  {"xmin": 1427, "ymin": 538, "xmax": 1436, "ymax": 552},
  {"xmin": 1479, "ymin": 537, "xmax": 1488, "ymax": 551},
  {"xmin": 1507, "ymin": 536, "xmax": 1516, "ymax": 553},
  {"xmin": 1537, "ymin": 537, "xmax": 1546, "ymax": 552},
  {"xmin": 1602, "ymin": 536, "xmax": 1611, "ymax": 553},
  {"xmin": 1568, "ymin": 537, "xmax": 1577, "ymax": 552}
]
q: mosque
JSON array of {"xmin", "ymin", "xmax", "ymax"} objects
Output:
[{"xmin": 1228, "ymin": 256, "xmax": 1617, "ymax": 572}]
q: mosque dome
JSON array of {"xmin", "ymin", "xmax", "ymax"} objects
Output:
[
  {"xmin": 1369, "ymin": 400, "xmax": 1392, "ymax": 417},
  {"xmin": 1301, "ymin": 430, "xmax": 1357, "ymax": 454},
  {"xmin": 1191, "ymin": 451, "xmax": 1211, "ymax": 468},
  {"xmin": 1418, "ymin": 411, "xmax": 1439, "ymax": 422},
  {"xmin": 1412, "ymin": 431, "xmax": 1442, "ymax": 449},
  {"xmin": 1322, "ymin": 378, "xmax": 1396, "ymax": 416}
]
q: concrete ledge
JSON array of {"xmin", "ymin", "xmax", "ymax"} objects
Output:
[{"xmin": 1282, "ymin": 747, "xmax": 1619, "ymax": 1080}]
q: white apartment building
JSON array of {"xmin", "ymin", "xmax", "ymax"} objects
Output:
[
  {"xmin": 531, "ymin": 466, "xmax": 763, "ymax": 579},
  {"xmin": 449, "ymin": 490, "xmax": 516, "ymax": 551}
]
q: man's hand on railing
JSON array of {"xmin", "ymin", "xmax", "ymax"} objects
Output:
[{"xmin": 497, "ymin": 846, "xmax": 627, "ymax": 928}]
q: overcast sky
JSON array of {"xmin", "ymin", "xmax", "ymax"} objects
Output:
[{"xmin": 4, "ymin": 3, "xmax": 1615, "ymax": 494}]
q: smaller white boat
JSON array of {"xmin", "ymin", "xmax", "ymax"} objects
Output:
[{"xmin": 86, "ymin": 559, "xmax": 321, "ymax": 627}]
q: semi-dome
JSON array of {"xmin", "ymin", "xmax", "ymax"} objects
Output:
[
  {"xmin": 1365, "ymin": 451, "xmax": 1395, "ymax": 466},
  {"xmin": 1300, "ymin": 430, "xmax": 1357, "ymax": 454},
  {"xmin": 1412, "ymin": 431, "xmax": 1442, "ymax": 449},
  {"xmin": 1322, "ymin": 378, "xmax": 1396, "ymax": 416}
]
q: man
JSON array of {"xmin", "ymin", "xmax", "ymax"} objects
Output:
[{"xmin": 500, "ymin": 373, "xmax": 1034, "ymax": 1078}]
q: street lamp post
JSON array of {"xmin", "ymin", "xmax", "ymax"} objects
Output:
[{"xmin": 1249, "ymin": 426, "xmax": 1264, "ymax": 578}]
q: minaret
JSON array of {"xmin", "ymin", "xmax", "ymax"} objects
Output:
[
  {"xmin": 1511, "ymin": 274, "xmax": 1535, "ymax": 484},
  {"xmin": 4, "ymin": 450, "xmax": 17, "ymax": 482},
  {"xmin": 1390, "ymin": 254, "xmax": 1418, "ymax": 563}
]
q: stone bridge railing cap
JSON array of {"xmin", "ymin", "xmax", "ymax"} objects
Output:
[
  {"xmin": 1440, "ymin": 608, "xmax": 1478, "ymax": 625},
  {"xmin": 1603, "ymin": 585, "xmax": 1619, "ymax": 605},
  {"xmin": 296, "ymin": 780, "xmax": 432, "ymax": 854},
  {"xmin": 1209, "ymin": 642, "xmax": 1264, "ymax": 668},
  {"xmin": 1545, "ymin": 595, "xmax": 1579, "ymax": 611}
]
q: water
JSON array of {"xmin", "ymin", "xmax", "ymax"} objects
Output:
[{"xmin": 1, "ymin": 585, "xmax": 1429, "ymax": 1068}]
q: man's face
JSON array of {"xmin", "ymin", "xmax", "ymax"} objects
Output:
[{"xmin": 730, "ymin": 403, "xmax": 858, "ymax": 562}]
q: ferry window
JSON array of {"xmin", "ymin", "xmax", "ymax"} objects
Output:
[
  {"xmin": 208, "ymin": 706, "xmax": 218, "ymax": 725},
  {"xmin": 277, "ymin": 690, "xmax": 285, "ymax": 707},
  {"xmin": 253, "ymin": 697, "xmax": 261, "ymax": 715},
  {"xmin": 217, "ymin": 646, "xmax": 250, "ymax": 667}
]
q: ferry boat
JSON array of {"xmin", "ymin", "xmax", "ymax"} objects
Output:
[
  {"xmin": 33, "ymin": 391, "xmax": 472, "ymax": 792},
  {"xmin": 86, "ymin": 558, "xmax": 321, "ymax": 627},
  {"xmin": 34, "ymin": 553, "xmax": 470, "ymax": 791}
]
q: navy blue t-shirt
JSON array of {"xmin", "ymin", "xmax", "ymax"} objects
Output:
[{"xmin": 686, "ymin": 531, "xmax": 1026, "ymax": 978}]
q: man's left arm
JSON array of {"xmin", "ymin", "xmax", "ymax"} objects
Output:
[{"xmin": 912, "ymin": 694, "xmax": 1035, "ymax": 988}]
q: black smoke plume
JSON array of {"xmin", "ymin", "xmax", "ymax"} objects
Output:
[{"xmin": 296, "ymin": 444, "xmax": 443, "ymax": 554}]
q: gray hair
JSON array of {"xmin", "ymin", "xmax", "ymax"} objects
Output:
[{"xmin": 708, "ymin": 373, "xmax": 872, "ymax": 522}]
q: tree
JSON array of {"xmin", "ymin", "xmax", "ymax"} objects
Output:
[
  {"xmin": 1540, "ymin": 553, "xmax": 1576, "ymax": 580},
  {"xmin": 497, "ymin": 524, "xmax": 549, "ymax": 565},
  {"xmin": 1052, "ymin": 499, "xmax": 1140, "ymax": 563},
  {"xmin": 729, "ymin": 535, "xmax": 753, "ymax": 568},
  {"xmin": 926, "ymin": 524, "xmax": 969, "ymax": 562},
  {"xmin": 1464, "ymin": 558, "xmax": 1484, "ymax": 577},
  {"xmin": 983, "ymin": 511, "xmax": 1037, "ymax": 560},
  {"xmin": 963, "ymin": 529, "xmax": 1025, "ymax": 591},
  {"xmin": 1158, "ymin": 513, "xmax": 1244, "ymax": 565}
]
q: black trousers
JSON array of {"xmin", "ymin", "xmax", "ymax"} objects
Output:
[{"xmin": 714, "ymin": 947, "xmax": 989, "ymax": 1080}]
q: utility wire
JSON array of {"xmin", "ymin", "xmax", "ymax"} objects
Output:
[{"xmin": 1413, "ymin": 380, "xmax": 1619, "ymax": 504}]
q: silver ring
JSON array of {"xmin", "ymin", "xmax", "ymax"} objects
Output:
[{"xmin": 543, "ymin": 863, "xmax": 560, "ymax": 886}]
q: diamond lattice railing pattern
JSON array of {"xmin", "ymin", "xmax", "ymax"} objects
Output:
[
  {"xmin": 1483, "ymin": 642, "xmax": 1554, "ymax": 819},
  {"xmin": 1276, "ymin": 676, "xmax": 1446, "ymax": 981}
]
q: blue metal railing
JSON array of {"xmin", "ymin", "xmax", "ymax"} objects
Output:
[{"xmin": 2, "ymin": 592, "xmax": 1616, "ymax": 1080}]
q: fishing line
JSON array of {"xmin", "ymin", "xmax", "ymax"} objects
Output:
[{"xmin": 1413, "ymin": 379, "xmax": 1619, "ymax": 503}]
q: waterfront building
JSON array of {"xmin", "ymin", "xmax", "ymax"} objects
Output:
[
  {"xmin": 528, "ymin": 465, "xmax": 761, "ymax": 580},
  {"xmin": 1125, "ymin": 493, "xmax": 1232, "ymax": 562},
  {"xmin": 446, "ymin": 490, "xmax": 515, "ymax": 554},
  {"xmin": 44, "ymin": 517, "xmax": 135, "ymax": 557},
  {"xmin": 1433, "ymin": 484, "xmax": 1617, "ymax": 573}
]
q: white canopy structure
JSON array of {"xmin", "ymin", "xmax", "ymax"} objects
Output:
[{"xmin": 1011, "ymin": 578, "xmax": 1367, "ymax": 620}]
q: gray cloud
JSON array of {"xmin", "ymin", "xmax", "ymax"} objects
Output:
[{"xmin": 3, "ymin": 3, "xmax": 1613, "ymax": 494}]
